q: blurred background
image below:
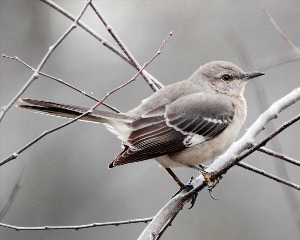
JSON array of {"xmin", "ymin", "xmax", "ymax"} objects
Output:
[{"xmin": 1, "ymin": 0, "xmax": 300, "ymax": 239}]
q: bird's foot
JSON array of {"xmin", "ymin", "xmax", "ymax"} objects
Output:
[
  {"xmin": 202, "ymin": 172, "xmax": 222, "ymax": 200},
  {"xmin": 202, "ymin": 172, "xmax": 215, "ymax": 187},
  {"xmin": 171, "ymin": 182, "xmax": 193, "ymax": 198},
  {"xmin": 187, "ymin": 176, "xmax": 198, "ymax": 209},
  {"xmin": 171, "ymin": 177, "xmax": 198, "ymax": 209}
]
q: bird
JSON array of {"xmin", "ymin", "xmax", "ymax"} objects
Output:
[{"xmin": 18, "ymin": 61, "xmax": 264, "ymax": 189}]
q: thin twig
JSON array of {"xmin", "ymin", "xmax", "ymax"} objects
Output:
[
  {"xmin": 0, "ymin": 168, "xmax": 26, "ymax": 221},
  {"xmin": 2, "ymin": 54, "xmax": 120, "ymax": 113},
  {"xmin": 0, "ymin": 0, "xmax": 92, "ymax": 122},
  {"xmin": 234, "ymin": 114, "xmax": 300, "ymax": 165},
  {"xmin": 89, "ymin": 0, "xmax": 164, "ymax": 92},
  {"xmin": 0, "ymin": 32, "xmax": 172, "ymax": 167},
  {"xmin": 39, "ymin": 0, "xmax": 132, "ymax": 64},
  {"xmin": 227, "ymin": 31, "xmax": 300, "ymax": 72},
  {"xmin": 0, "ymin": 217, "xmax": 153, "ymax": 231},
  {"xmin": 258, "ymin": 147, "xmax": 300, "ymax": 167},
  {"xmin": 0, "ymin": 101, "xmax": 101, "ymax": 167},
  {"xmin": 262, "ymin": 9, "xmax": 300, "ymax": 54},
  {"xmin": 227, "ymin": 30, "xmax": 300, "ymax": 232},
  {"xmin": 256, "ymin": 50, "xmax": 300, "ymax": 71},
  {"xmin": 237, "ymin": 162, "xmax": 300, "ymax": 190},
  {"xmin": 40, "ymin": 0, "xmax": 163, "ymax": 90},
  {"xmin": 261, "ymin": 11, "xmax": 300, "ymax": 229}
]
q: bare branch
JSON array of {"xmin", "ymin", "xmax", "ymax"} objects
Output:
[
  {"xmin": 258, "ymin": 147, "xmax": 300, "ymax": 167},
  {"xmin": 234, "ymin": 114, "xmax": 300, "ymax": 164},
  {"xmin": 138, "ymin": 87, "xmax": 300, "ymax": 239},
  {"xmin": 227, "ymin": 31, "xmax": 300, "ymax": 72},
  {"xmin": 89, "ymin": 1, "xmax": 164, "ymax": 91},
  {"xmin": 0, "ymin": 101, "xmax": 102, "ymax": 167},
  {"xmin": 0, "ymin": 32, "xmax": 172, "ymax": 167},
  {"xmin": 262, "ymin": 9, "xmax": 300, "ymax": 54},
  {"xmin": 40, "ymin": 0, "xmax": 163, "ymax": 90},
  {"xmin": 0, "ymin": 0, "xmax": 92, "ymax": 122},
  {"xmin": 260, "ymin": 11, "xmax": 300, "ymax": 229},
  {"xmin": 256, "ymin": 50, "xmax": 300, "ymax": 71},
  {"xmin": 154, "ymin": 212, "xmax": 179, "ymax": 240},
  {"xmin": 0, "ymin": 168, "xmax": 26, "ymax": 221},
  {"xmin": 138, "ymin": 196, "xmax": 184, "ymax": 240},
  {"xmin": 228, "ymin": 30, "xmax": 300, "ymax": 231},
  {"xmin": 0, "ymin": 217, "xmax": 153, "ymax": 231},
  {"xmin": 2, "ymin": 54, "xmax": 120, "ymax": 113},
  {"xmin": 237, "ymin": 162, "xmax": 300, "ymax": 190}
]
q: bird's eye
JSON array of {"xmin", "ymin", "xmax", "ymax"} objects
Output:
[{"xmin": 221, "ymin": 74, "xmax": 233, "ymax": 81}]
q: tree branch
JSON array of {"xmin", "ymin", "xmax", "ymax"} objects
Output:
[
  {"xmin": 262, "ymin": 9, "xmax": 300, "ymax": 54},
  {"xmin": 138, "ymin": 87, "xmax": 300, "ymax": 239},
  {"xmin": 0, "ymin": 168, "xmax": 26, "ymax": 221},
  {"xmin": 237, "ymin": 162, "xmax": 300, "ymax": 190},
  {"xmin": 256, "ymin": 49, "xmax": 300, "ymax": 71},
  {"xmin": 2, "ymin": 54, "xmax": 120, "ymax": 113},
  {"xmin": 0, "ymin": 0, "xmax": 92, "ymax": 122},
  {"xmin": 138, "ymin": 197, "xmax": 184, "ymax": 240},
  {"xmin": 89, "ymin": 1, "xmax": 164, "ymax": 91},
  {"xmin": 227, "ymin": 29, "xmax": 300, "ymax": 232},
  {"xmin": 258, "ymin": 147, "xmax": 300, "ymax": 167},
  {"xmin": 0, "ymin": 217, "xmax": 153, "ymax": 231},
  {"xmin": 233, "ymin": 114, "xmax": 300, "ymax": 164},
  {"xmin": 40, "ymin": 0, "xmax": 163, "ymax": 90}
]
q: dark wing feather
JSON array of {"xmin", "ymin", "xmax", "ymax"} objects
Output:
[
  {"xmin": 109, "ymin": 93, "xmax": 235, "ymax": 167},
  {"xmin": 166, "ymin": 93, "xmax": 235, "ymax": 139}
]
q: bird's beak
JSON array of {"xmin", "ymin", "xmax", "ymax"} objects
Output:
[{"xmin": 243, "ymin": 71, "xmax": 265, "ymax": 80}]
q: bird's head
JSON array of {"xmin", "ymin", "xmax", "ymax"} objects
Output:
[{"xmin": 191, "ymin": 61, "xmax": 264, "ymax": 96}]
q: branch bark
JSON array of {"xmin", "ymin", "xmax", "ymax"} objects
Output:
[
  {"xmin": 237, "ymin": 162, "xmax": 300, "ymax": 190},
  {"xmin": 258, "ymin": 147, "xmax": 300, "ymax": 167}
]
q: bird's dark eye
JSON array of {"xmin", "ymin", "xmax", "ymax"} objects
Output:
[{"xmin": 221, "ymin": 74, "xmax": 233, "ymax": 81}]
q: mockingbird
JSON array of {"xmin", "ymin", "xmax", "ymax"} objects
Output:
[{"xmin": 18, "ymin": 61, "xmax": 264, "ymax": 188}]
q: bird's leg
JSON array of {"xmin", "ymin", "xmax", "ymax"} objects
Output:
[
  {"xmin": 165, "ymin": 168, "xmax": 198, "ymax": 208},
  {"xmin": 164, "ymin": 168, "xmax": 193, "ymax": 194}
]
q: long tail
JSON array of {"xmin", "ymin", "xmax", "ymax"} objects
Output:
[
  {"xmin": 18, "ymin": 98, "xmax": 132, "ymax": 123},
  {"xmin": 17, "ymin": 98, "xmax": 133, "ymax": 141}
]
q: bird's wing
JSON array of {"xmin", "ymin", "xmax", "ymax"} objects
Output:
[{"xmin": 109, "ymin": 92, "xmax": 235, "ymax": 167}]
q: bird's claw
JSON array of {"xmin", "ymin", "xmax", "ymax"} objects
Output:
[
  {"xmin": 202, "ymin": 172, "xmax": 218, "ymax": 188},
  {"xmin": 171, "ymin": 177, "xmax": 199, "ymax": 209},
  {"xmin": 202, "ymin": 171, "xmax": 222, "ymax": 200},
  {"xmin": 171, "ymin": 183, "xmax": 193, "ymax": 198}
]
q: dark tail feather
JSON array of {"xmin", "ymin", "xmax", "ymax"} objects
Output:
[{"xmin": 17, "ymin": 98, "xmax": 133, "ymax": 124}]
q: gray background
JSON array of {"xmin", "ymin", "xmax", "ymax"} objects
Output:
[{"xmin": 1, "ymin": 0, "xmax": 300, "ymax": 239}]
